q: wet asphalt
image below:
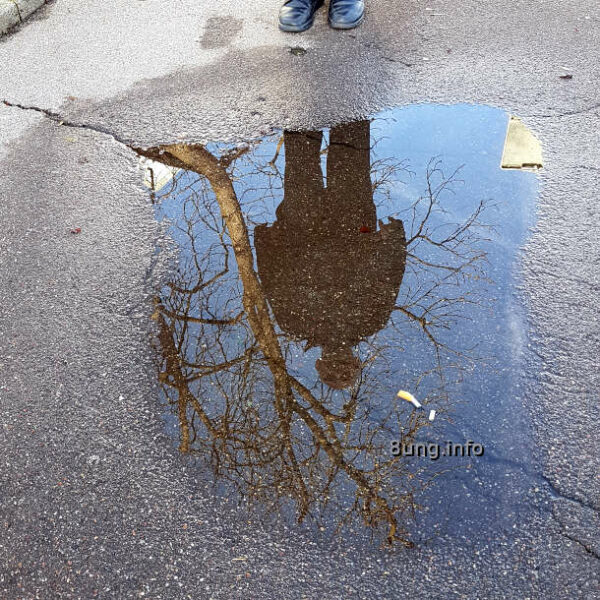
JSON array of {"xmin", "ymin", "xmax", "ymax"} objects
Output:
[{"xmin": 0, "ymin": 0, "xmax": 599, "ymax": 598}]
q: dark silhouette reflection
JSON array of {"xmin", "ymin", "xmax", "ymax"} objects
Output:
[
  {"xmin": 134, "ymin": 123, "xmax": 488, "ymax": 547},
  {"xmin": 255, "ymin": 122, "xmax": 406, "ymax": 389}
]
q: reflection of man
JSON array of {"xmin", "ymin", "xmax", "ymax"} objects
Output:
[{"xmin": 255, "ymin": 121, "xmax": 406, "ymax": 389}]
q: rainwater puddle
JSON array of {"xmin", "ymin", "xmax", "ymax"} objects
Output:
[{"xmin": 138, "ymin": 104, "xmax": 541, "ymax": 548}]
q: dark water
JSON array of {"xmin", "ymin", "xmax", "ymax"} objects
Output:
[{"xmin": 139, "ymin": 104, "xmax": 539, "ymax": 548}]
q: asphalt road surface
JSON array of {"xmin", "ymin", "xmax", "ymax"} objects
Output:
[{"xmin": 0, "ymin": 0, "xmax": 599, "ymax": 598}]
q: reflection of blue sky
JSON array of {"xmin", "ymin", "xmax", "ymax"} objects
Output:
[
  {"xmin": 156, "ymin": 104, "xmax": 540, "ymax": 541},
  {"xmin": 365, "ymin": 105, "xmax": 538, "ymax": 429},
  {"xmin": 372, "ymin": 104, "xmax": 536, "ymax": 237},
  {"xmin": 365, "ymin": 108, "xmax": 537, "ymax": 405},
  {"xmin": 367, "ymin": 104, "xmax": 539, "ymax": 537},
  {"xmin": 158, "ymin": 103, "xmax": 539, "ymax": 427}
]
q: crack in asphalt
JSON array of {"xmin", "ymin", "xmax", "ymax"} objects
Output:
[
  {"xmin": 536, "ymin": 268, "xmax": 600, "ymax": 292},
  {"xmin": 456, "ymin": 445, "xmax": 600, "ymax": 522},
  {"xmin": 542, "ymin": 474, "xmax": 600, "ymax": 556},
  {"xmin": 357, "ymin": 41, "xmax": 414, "ymax": 67},
  {"xmin": 560, "ymin": 531, "xmax": 600, "ymax": 561},
  {"xmin": 7, "ymin": 0, "xmax": 23, "ymax": 23},
  {"xmin": 526, "ymin": 102, "xmax": 600, "ymax": 119},
  {"xmin": 438, "ymin": 418, "xmax": 598, "ymax": 517},
  {"xmin": 1, "ymin": 99, "xmax": 129, "ymax": 146},
  {"xmin": 545, "ymin": 481, "xmax": 600, "ymax": 515}
]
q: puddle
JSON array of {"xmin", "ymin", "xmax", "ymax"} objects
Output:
[{"xmin": 137, "ymin": 104, "xmax": 540, "ymax": 548}]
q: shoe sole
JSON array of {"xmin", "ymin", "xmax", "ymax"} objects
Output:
[
  {"xmin": 328, "ymin": 12, "xmax": 364, "ymax": 29},
  {"xmin": 279, "ymin": 1, "xmax": 324, "ymax": 32}
]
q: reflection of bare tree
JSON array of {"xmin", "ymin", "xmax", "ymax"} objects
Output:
[
  {"xmin": 134, "ymin": 129, "xmax": 489, "ymax": 546},
  {"xmin": 386, "ymin": 159, "xmax": 489, "ymax": 402}
]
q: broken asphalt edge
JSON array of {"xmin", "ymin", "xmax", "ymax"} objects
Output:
[{"xmin": 0, "ymin": 0, "xmax": 46, "ymax": 36}]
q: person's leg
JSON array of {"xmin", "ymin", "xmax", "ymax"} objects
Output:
[
  {"xmin": 275, "ymin": 130, "xmax": 325, "ymax": 224},
  {"xmin": 326, "ymin": 120, "xmax": 375, "ymax": 230},
  {"xmin": 279, "ymin": 0, "xmax": 324, "ymax": 32},
  {"xmin": 328, "ymin": 0, "xmax": 365, "ymax": 29}
]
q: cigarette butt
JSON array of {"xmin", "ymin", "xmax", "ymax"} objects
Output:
[
  {"xmin": 397, "ymin": 390, "xmax": 421, "ymax": 409},
  {"xmin": 428, "ymin": 409, "xmax": 436, "ymax": 421}
]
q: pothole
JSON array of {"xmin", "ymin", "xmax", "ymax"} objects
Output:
[{"xmin": 136, "ymin": 104, "xmax": 540, "ymax": 548}]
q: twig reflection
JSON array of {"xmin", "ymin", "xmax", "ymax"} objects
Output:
[{"xmin": 135, "ymin": 121, "xmax": 489, "ymax": 546}]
